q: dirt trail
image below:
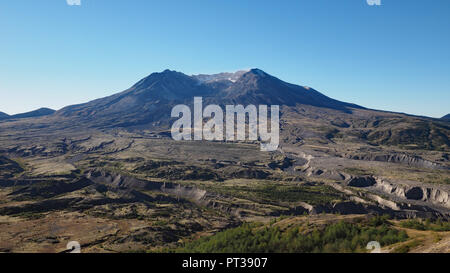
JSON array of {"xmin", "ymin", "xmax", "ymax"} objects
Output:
[{"xmin": 383, "ymin": 222, "xmax": 450, "ymax": 253}]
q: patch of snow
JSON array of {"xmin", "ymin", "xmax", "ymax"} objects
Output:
[{"xmin": 192, "ymin": 70, "xmax": 249, "ymax": 83}]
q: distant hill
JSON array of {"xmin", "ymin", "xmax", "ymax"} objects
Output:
[
  {"xmin": 0, "ymin": 108, "xmax": 55, "ymax": 121},
  {"xmin": 442, "ymin": 114, "xmax": 450, "ymax": 121},
  {"xmin": 0, "ymin": 112, "xmax": 9, "ymax": 119},
  {"xmin": 11, "ymin": 108, "xmax": 55, "ymax": 119}
]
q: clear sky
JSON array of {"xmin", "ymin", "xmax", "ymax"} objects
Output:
[{"xmin": 0, "ymin": 0, "xmax": 449, "ymax": 117}]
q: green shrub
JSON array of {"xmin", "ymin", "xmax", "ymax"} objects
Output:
[
  {"xmin": 175, "ymin": 218, "xmax": 407, "ymax": 253},
  {"xmin": 400, "ymin": 218, "xmax": 450, "ymax": 232}
]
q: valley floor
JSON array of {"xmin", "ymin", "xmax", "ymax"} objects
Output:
[{"xmin": 0, "ymin": 123, "xmax": 448, "ymax": 253}]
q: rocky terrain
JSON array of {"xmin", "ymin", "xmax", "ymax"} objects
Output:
[{"xmin": 0, "ymin": 69, "xmax": 448, "ymax": 253}]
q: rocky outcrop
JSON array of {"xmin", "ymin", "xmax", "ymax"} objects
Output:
[
  {"xmin": 365, "ymin": 193, "xmax": 401, "ymax": 211},
  {"xmin": 344, "ymin": 152, "xmax": 447, "ymax": 170},
  {"xmin": 374, "ymin": 178, "xmax": 450, "ymax": 209},
  {"xmin": 300, "ymin": 166, "xmax": 347, "ymax": 181},
  {"xmin": 347, "ymin": 176, "xmax": 376, "ymax": 187},
  {"xmin": 229, "ymin": 169, "xmax": 270, "ymax": 179},
  {"xmin": 345, "ymin": 175, "xmax": 450, "ymax": 212},
  {"xmin": 84, "ymin": 169, "xmax": 261, "ymax": 218},
  {"xmin": 160, "ymin": 182, "xmax": 207, "ymax": 202}
]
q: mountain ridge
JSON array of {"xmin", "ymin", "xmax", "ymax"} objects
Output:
[
  {"xmin": 55, "ymin": 68, "xmax": 363, "ymax": 128},
  {"xmin": 0, "ymin": 69, "xmax": 448, "ymax": 152}
]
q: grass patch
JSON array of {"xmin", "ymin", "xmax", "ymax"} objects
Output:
[
  {"xmin": 199, "ymin": 182, "xmax": 344, "ymax": 206},
  {"xmin": 392, "ymin": 239, "xmax": 423, "ymax": 253},
  {"xmin": 400, "ymin": 218, "xmax": 450, "ymax": 232},
  {"xmin": 417, "ymin": 173, "xmax": 450, "ymax": 185},
  {"xmin": 13, "ymin": 211, "xmax": 46, "ymax": 220},
  {"xmin": 343, "ymin": 168, "xmax": 374, "ymax": 176}
]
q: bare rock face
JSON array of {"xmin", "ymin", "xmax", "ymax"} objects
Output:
[
  {"xmin": 344, "ymin": 152, "xmax": 447, "ymax": 170},
  {"xmin": 374, "ymin": 178, "xmax": 450, "ymax": 209},
  {"xmin": 365, "ymin": 193, "xmax": 401, "ymax": 211},
  {"xmin": 347, "ymin": 176, "xmax": 376, "ymax": 187},
  {"xmin": 344, "ymin": 174, "xmax": 450, "ymax": 216},
  {"xmin": 429, "ymin": 188, "xmax": 450, "ymax": 206},
  {"xmin": 160, "ymin": 182, "xmax": 207, "ymax": 202},
  {"xmin": 405, "ymin": 187, "xmax": 424, "ymax": 200}
]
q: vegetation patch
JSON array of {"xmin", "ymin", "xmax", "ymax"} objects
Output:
[
  {"xmin": 400, "ymin": 218, "xmax": 450, "ymax": 232},
  {"xmin": 198, "ymin": 182, "xmax": 344, "ymax": 206},
  {"xmin": 172, "ymin": 216, "xmax": 407, "ymax": 253},
  {"xmin": 392, "ymin": 239, "xmax": 423, "ymax": 253},
  {"xmin": 0, "ymin": 155, "xmax": 24, "ymax": 178},
  {"xmin": 343, "ymin": 167, "xmax": 375, "ymax": 176}
]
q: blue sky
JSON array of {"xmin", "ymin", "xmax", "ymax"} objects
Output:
[{"xmin": 0, "ymin": 0, "xmax": 449, "ymax": 118}]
